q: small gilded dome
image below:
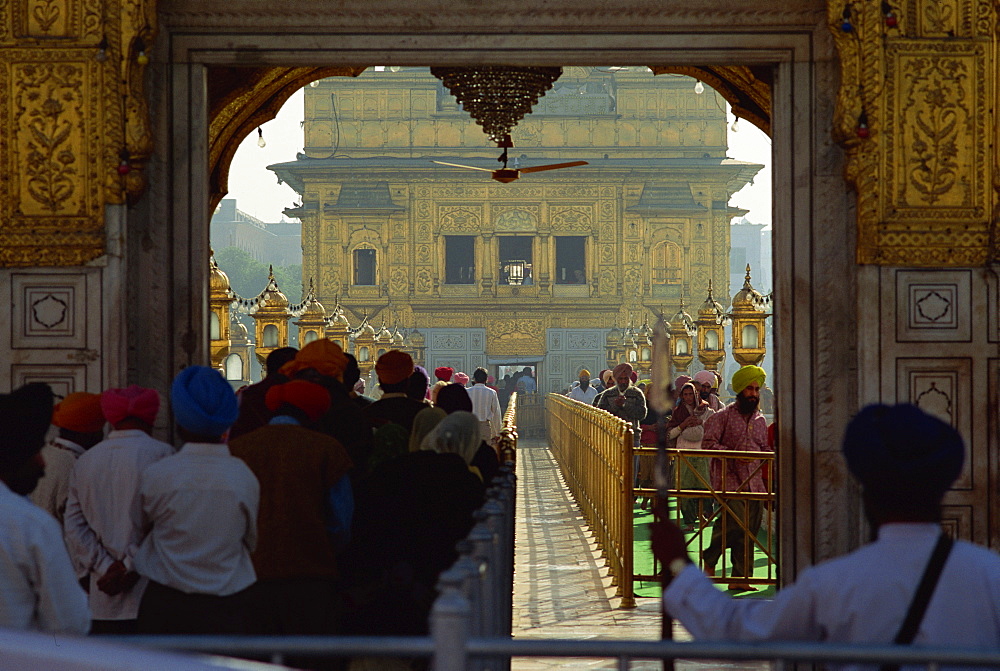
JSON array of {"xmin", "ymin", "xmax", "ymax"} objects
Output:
[
  {"xmin": 230, "ymin": 319, "xmax": 249, "ymax": 343},
  {"xmin": 209, "ymin": 260, "xmax": 231, "ymax": 294},
  {"xmin": 302, "ymin": 295, "xmax": 327, "ymax": 319},
  {"xmin": 731, "ymin": 265, "xmax": 764, "ymax": 311},
  {"xmin": 259, "ymin": 268, "xmax": 289, "ymax": 310},
  {"xmin": 699, "ymin": 281, "xmax": 725, "ymax": 317}
]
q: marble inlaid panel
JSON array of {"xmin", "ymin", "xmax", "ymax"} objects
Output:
[
  {"xmin": 895, "ymin": 269, "xmax": 972, "ymax": 342},
  {"xmin": 12, "ymin": 272, "xmax": 88, "ymax": 348}
]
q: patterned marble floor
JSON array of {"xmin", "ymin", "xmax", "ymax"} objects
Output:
[{"xmin": 511, "ymin": 440, "xmax": 770, "ymax": 671}]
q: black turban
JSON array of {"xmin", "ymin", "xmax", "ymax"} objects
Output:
[
  {"xmin": 0, "ymin": 383, "xmax": 54, "ymax": 472},
  {"xmin": 842, "ymin": 403, "xmax": 964, "ymax": 500}
]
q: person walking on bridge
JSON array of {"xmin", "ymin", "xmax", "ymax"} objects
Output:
[
  {"xmin": 596, "ymin": 363, "xmax": 647, "ymax": 492},
  {"xmin": 568, "ymin": 369, "xmax": 598, "ymax": 404},
  {"xmin": 699, "ymin": 364, "xmax": 769, "ymax": 591}
]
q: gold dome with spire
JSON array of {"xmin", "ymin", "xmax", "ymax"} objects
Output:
[
  {"xmin": 731, "ymin": 264, "xmax": 765, "ymax": 311},
  {"xmin": 260, "ymin": 266, "xmax": 289, "ymax": 311}
]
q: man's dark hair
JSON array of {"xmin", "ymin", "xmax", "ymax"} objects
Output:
[
  {"xmin": 473, "ymin": 368, "xmax": 488, "ymax": 383},
  {"xmin": 436, "ymin": 383, "xmax": 473, "ymax": 414},
  {"xmin": 342, "ymin": 353, "xmax": 361, "ymax": 389},
  {"xmin": 380, "ymin": 379, "xmax": 409, "ymax": 394},
  {"xmin": 265, "ymin": 347, "xmax": 298, "ymax": 376},
  {"xmin": 406, "ymin": 368, "xmax": 429, "ymax": 400}
]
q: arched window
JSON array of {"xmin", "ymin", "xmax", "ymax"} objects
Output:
[
  {"xmin": 705, "ymin": 330, "xmax": 720, "ymax": 350},
  {"xmin": 651, "ymin": 242, "xmax": 682, "ymax": 283},
  {"xmin": 353, "ymin": 247, "xmax": 377, "ymax": 285},
  {"xmin": 262, "ymin": 324, "xmax": 279, "ymax": 347},
  {"xmin": 741, "ymin": 324, "xmax": 759, "ymax": 348},
  {"xmin": 359, "ymin": 346, "xmax": 370, "ymax": 362},
  {"xmin": 210, "ymin": 312, "xmax": 221, "ymax": 340},
  {"xmin": 224, "ymin": 353, "xmax": 243, "ymax": 381},
  {"xmin": 641, "ymin": 347, "xmax": 651, "ymax": 361},
  {"xmin": 675, "ymin": 338, "xmax": 689, "ymax": 355},
  {"xmin": 303, "ymin": 330, "xmax": 318, "ymax": 344}
]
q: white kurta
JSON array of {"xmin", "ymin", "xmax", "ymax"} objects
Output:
[
  {"xmin": 467, "ymin": 383, "xmax": 503, "ymax": 440},
  {"xmin": 568, "ymin": 386, "xmax": 598, "ymax": 404},
  {"xmin": 0, "ymin": 481, "xmax": 90, "ymax": 634},
  {"xmin": 30, "ymin": 437, "xmax": 85, "ymax": 522},
  {"xmin": 63, "ymin": 429, "xmax": 174, "ymax": 620},
  {"xmin": 133, "ymin": 442, "xmax": 259, "ymax": 596},
  {"xmin": 664, "ymin": 523, "xmax": 1000, "ymax": 669}
]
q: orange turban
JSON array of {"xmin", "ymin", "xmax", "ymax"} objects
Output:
[
  {"xmin": 265, "ymin": 380, "xmax": 331, "ymax": 422},
  {"xmin": 52, "ymin": 392, "xmax": 105, "ymax": 434},
  {"xmin": 375, "ymin": 350, "xmax": 415, "ymax": 385},
  {"xmin": 279, "ymin": 339, "xmax": 348, "ymax": 380},
  {"xmin": 100, "ymin": 385, "xmax": 160, "ymax": 427}
]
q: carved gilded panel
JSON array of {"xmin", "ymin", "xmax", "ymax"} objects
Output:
[
  {"xmin": 14, "ymin": 61, "xmax": 88, "ymax": 216},
  {"xmin": 832, "ymin": 0, "xmax": 997, "ymax": 266}
]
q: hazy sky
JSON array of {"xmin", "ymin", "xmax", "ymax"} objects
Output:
[{"xmin": 226, "ymin": 82, "xmax": 772, "ymax": 228}]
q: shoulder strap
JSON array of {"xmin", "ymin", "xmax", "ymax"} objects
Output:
[{"xmin": 880, "ymin": 533, "xmax": 953, "ymax": 671}]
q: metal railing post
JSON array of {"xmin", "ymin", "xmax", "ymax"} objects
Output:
[{"xmin": 431, "ymin": 575, "xmax": 471, "ymax": 671}]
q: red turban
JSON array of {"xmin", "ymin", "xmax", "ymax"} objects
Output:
[
  {"xmin": 265, "ymin": 380, "xmax": 331, "ymax": 421},
  {"xmin": 434, "ymin": 367, "xmax": 454, "ymax": 382},
  {"xmin": 52, "ymin": 392, "xmax": 105, "ymax": 433},
  {"xmin": 612, "ymin": 363, "xmax": 633, "ymax": 379},
  {"xmin": 279, "ymin": 339, "xmax": 348, "ymax": 381},
  {"xmin": 375, "ymin": 350, "xmax": 415, "ymax": 385},
  {"xmin": 100, "ymin": 385, "xmax": 160, "ymax": 427}
]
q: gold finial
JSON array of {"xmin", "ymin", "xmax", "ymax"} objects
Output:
[
  {"xmin": 744, "ymin": 264, "xmax": 753, "ymax": 286},
  {"xmin": 707, "ymin": 279, "xmax": 714, "ymax": 300}
]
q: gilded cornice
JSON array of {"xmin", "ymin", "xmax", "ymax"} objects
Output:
[
  {"xmin": 160, "ymin": 1, "xmax": 825, "ymax": 31},
  {"xmin": 0, "ymin": 0, "xmax": 155, "ymax": 266},
  {"xmin": 830, "ymin": 0, "xmax": 998, "ymax": 266},
  {"xmin": 207, "ymin": 66, "xmax": 366, "ymax": 212},
  {"xmin": 650, "ymin": 66, "xmax": 772, "ymax": 137}
]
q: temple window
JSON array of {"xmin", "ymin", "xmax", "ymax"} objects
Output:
[
  {"xmin": 555, "ymin": 236, "xmax": 587, "ymax": 284},
  {"xmin": 445, "ymin": 236, "xmax": 476, "ymax": 284}
]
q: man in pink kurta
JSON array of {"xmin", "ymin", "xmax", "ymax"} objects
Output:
[{"xmin": 700, "ymin": 365, "xmax": 769, "ymax": 591}]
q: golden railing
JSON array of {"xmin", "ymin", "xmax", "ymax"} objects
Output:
[
  {"xmin": 635, "ymin": 445, "xmax": 776, "ymax": 588},
  {"xmin": 546, "ymin": 393, "xmax": 635, "ymax": 608},
  {"xmin": 513, "ymin": 392, "xmax": 546, "ymax": 438},
  {"xmin": 497, "ymin": 392, "xmax": 518, "ymax": 466}
]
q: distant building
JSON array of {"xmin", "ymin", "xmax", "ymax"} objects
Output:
[
  {"xmin": 210, "ymin": 199, "xmax": 302, "ymax": 266},
  {"xmin": 729, "ymin": 216, "xmax": 771, "ymax": 294}
]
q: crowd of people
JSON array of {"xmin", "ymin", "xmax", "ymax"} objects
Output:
[
  {"xmin": 0, "ymin": 341, "xmax": 508, "ymax": 665},
  {"xmin": 564, "ymin": 363, "xmax": 775, "ymax": 591}
]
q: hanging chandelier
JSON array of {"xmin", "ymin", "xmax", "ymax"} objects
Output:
[{"xmin": 431, "ymin": 66, "xmax": 562, "ymax": 143}]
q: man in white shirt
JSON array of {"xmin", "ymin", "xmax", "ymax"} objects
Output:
[
  {"xmin": 134, "ymin": 365, "xmax": 259, "ymax": 635},
  {"xmin": 30, "ymin": 392, "xmax": 105, "ymax": 523},
  {"xmin": 64, "ymin": 385, "xmax": 173, "ymax": 634},
  {"xmin": 653, "ymin": 403, "xmax": 1000, "ymax": 665},
  {"xmin": 567, "ymin": 369, "xmax": 598, "ymax": 404},
  {"xmin": 0, "ymin": 383, "xmax": 90, "ymax": 634},
  {"xmin": 466, "ymin": 367, "xmax": 502, "ymax": 442}
]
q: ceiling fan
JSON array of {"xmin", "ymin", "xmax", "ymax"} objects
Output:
[{"xmin": 432, "ymin": 134, "xmax": 588, "ymax": 183}]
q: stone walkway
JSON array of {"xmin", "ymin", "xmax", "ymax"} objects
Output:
[{"xmin": 511, "ymin": 440, "xmax": 770, "ymax": 671}]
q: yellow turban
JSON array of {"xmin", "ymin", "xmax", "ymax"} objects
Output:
[
  {"xmin": 579, "ymin": 369, "xmax": 591, "ymax": 378},
  {"xmin": 732, "ymin": 365, "xmax": 766, "ymax": 394},
  {"xmin": 279, "ymin": 339, "xmax": 348, "ymax": 381}
]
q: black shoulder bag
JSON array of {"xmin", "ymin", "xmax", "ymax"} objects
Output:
[{"xmin": 880, "ymin": 533, "xmax": 954, "ymax": 671}]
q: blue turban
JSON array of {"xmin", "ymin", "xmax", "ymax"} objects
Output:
[
  {"xmin": 842, "ymin": 404, "xmax": 964, "ymax": 498},
  {"xmin": 171, "ymin": 365, "xmax": 238, "ymax": 437}
]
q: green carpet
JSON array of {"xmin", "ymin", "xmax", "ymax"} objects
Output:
[{"xmin": 632, "ymin": 499, "xmax": 776, "ymax": 600}]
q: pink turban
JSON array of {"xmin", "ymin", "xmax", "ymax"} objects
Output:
[
  {"xmin": 612, "ymin": 363, "xmax": 633, "ymax": 379},
  {"xmin": 673, "ymin": 375, "xmax": 692, "ymax": 392},
  {"xmin": 453, "ymin": 372, "xmax": 470, "ymax": 386},
  {"xmin": 693, "ymin": 370, "xmax": 716, "ymax": 387},
  {"xmin": 100, "ymin": 385, "xmax": 160, "ymax": 427}
]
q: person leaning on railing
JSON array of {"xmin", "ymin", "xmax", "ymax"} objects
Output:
[{"xmin": 652, "ymin": 403, "xmax": 1000, "ymax": 660}]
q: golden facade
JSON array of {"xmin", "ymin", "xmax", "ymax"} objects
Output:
[{"xmin": 270, "ymin": 68, "xmax": 760, "ymax": 367}]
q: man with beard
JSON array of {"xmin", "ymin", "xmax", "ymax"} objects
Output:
[
  {"xmin": 700, "ymin": 365, "xmax": 769, "ymax": 591},
  {"xmin": 693, "ymin": 370, "xmax": 723, "ymax": 411},
  {"xmin": 0, "ymin": 383, "xmax": 90, "ymax": 633},
  {"xmin": 596, "ymin": 363, "xmax": 648, "ymax": 492},
  {"xmin": 568, "ymin": 369, "xmax": 597, "ymax": 404}
]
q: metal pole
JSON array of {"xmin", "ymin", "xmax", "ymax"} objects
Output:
[{"xmin": 431, "ymin": 580, "xmax": 471, "ymax": 671}]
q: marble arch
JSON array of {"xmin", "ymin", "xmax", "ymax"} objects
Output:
[{"xmin": 149, "ymin": 1, "xmax": 844, "ymax": 585}]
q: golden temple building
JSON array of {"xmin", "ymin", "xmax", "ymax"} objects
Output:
[{"xmin": 269, "ymin": 67, "xmax": 760, "ymax": 389}]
